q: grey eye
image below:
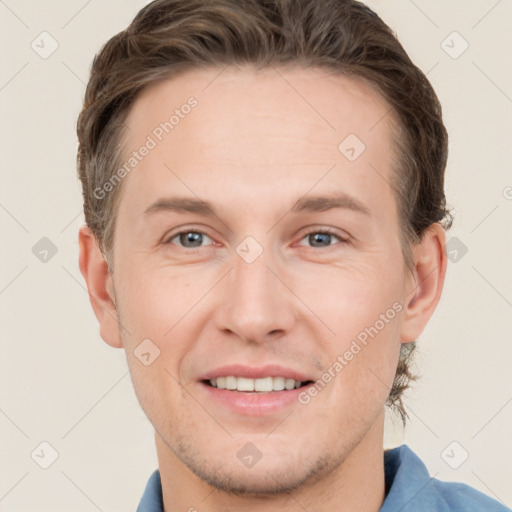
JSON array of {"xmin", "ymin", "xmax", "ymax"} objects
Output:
[
  {"xmin": 168, "ymin": 231, "xmax": 213, "ymax": 248},
  {"xmin": 298, "ymin": 230, "xmax": 344, "ymax": 248}
]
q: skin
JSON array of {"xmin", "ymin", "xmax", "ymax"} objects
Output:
[{"xmin": 79, "ymin": 65, "xmax": 447, "ymax": 512}]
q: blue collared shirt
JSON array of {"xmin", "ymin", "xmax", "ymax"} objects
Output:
[{"xmin": 137, "ymin": 444, "xmax": 509, "ymax": 511}]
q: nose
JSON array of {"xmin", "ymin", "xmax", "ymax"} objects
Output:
[{"xmin": 214, "ymin": 247, "xmax": 296, "ymax": 344}]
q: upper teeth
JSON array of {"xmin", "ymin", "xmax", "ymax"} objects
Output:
[{"xmin": 210, "ymin": 376, "xmax": 302, "ymax": 392}]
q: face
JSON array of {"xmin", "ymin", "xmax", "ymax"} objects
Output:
[{"xmin": 105, "ymin": 66, "xmax": 416, "ymax": 493}]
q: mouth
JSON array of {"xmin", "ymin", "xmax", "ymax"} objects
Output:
[
  {"xmin": 203, "ymin": 376, "xmax": 315, "ymax": 393},
  {"xmin": 197, "ymin": 364, "xmax": 317, "ymax": 415}
]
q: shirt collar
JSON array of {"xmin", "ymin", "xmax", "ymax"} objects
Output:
[{"xmin": 136, "ymin": 468, "xmax": 163, "ymax": 512}]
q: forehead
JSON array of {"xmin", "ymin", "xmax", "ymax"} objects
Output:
[
  {"xmin": 118, "ymin": 65, "xmax": 398, "ymax": 224},
  {"xmin": 126, "ymin": 65, "xmax": 392, "ymax": 152}
]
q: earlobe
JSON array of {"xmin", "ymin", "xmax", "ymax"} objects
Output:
[
  {"xmin": 78, "ymin": 225, "xmax": 123, "ymax": 348},
  {"xmin": 400, "ymin": 223, "xmax": 448, "ymax": 344}
]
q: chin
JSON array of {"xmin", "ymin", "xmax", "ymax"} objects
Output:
[
  {"xmin": 172, "ymin": 435, "xmax": 335, "ymax": 497},
  {"xmin": 189, "ymin": 459, "xmax": 330, "ymax": 497}
]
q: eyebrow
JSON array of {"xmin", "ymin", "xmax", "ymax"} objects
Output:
[
  {"xmin": 143, "ymin": 193, "xmax": 371, "ymax": 218},
  {"xmin": 292, "ymin": 194, "xmax": 370, "ymax": 216}
]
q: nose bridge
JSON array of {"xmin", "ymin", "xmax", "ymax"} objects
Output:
[{"xmin": 217, "ymin": 243, "xmax": 294, "ymax": 341}]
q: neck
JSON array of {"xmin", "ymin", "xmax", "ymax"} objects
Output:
[{"xmin": 156, "ymin": 412, "xmax": 386, "ymax": 512}]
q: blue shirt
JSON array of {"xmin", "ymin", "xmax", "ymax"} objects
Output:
[{"xmin": 137, "ymin": 444, "xmax": 509, "ymax": 511}]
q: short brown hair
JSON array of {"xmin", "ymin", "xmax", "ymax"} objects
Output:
[{"xmin": 76, "ymin": 0, "xmax": 452, "ymax": 424}]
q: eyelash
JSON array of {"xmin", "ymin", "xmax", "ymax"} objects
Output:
[{"xmin": 164, "ymin": 227, "xmax": 349, "ymax": 250}]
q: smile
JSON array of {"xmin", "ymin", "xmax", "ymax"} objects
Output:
[{"xmin": 207, "ymin": 376, "xmax": 313, "ymax": 392}]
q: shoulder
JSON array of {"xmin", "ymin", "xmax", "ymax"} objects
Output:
[
  {"xmin": 381, "ymin": 445, "xmax": 510, "ymax": 512},
  {"xmin": 430, "ymin": 478, "xmax": 510, "ymax": 512}
]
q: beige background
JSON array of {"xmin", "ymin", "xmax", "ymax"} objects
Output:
[{"xmin": 1, "ymin": 0, "xmax": 511, "ymax": 510}]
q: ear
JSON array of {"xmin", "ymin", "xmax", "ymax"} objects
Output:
[
  {"xmin": 401, "ymin": 223, "xmax": 448, "ymax": 344},
  {"xmin": 78, "ymin": 225, "xmax": 123, "ymax": 348}
]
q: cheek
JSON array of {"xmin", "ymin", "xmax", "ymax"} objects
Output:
[
  {"xmin": 305, "ymin": 262, "xmax": 404, "ymax": 402},
  {"xmin": 116, "ymin": 265, "xmax": 200, "ymax": 344},
  {"xmin": 298, "ymin": 256, "xmax": 404, "ymax": 335},
  {"xmin": 114, "ymin": 269, "xmax": 196, "ymax": 415},
  {"xmin": 312, "ymin": 325, "xmax": 401, "ymax": 434}
]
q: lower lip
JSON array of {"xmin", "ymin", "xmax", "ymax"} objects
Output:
[{"xmin": 199, "ymin": 381, "xmax": 311, "ymax": 416}]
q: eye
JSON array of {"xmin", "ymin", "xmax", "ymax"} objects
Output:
[
  {"xmin": 164, "ymin": 228, "xmax": 347, "ymax": 250},
  {"xmin": 165, "ymin": 230, "xmax": 215, "ymax": 248},
  {"xmin": 298, "ymin": 228, "xmax": 348, "ymax": 248}
]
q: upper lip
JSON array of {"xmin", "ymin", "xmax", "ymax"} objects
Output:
[{"xmin": 199, "ymin": 364, "xmax": 314, "ymax": 382}]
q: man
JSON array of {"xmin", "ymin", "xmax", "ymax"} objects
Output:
[{"xmin": 76, "ymin": 0, "xmax": 508, "ymax": 510}]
